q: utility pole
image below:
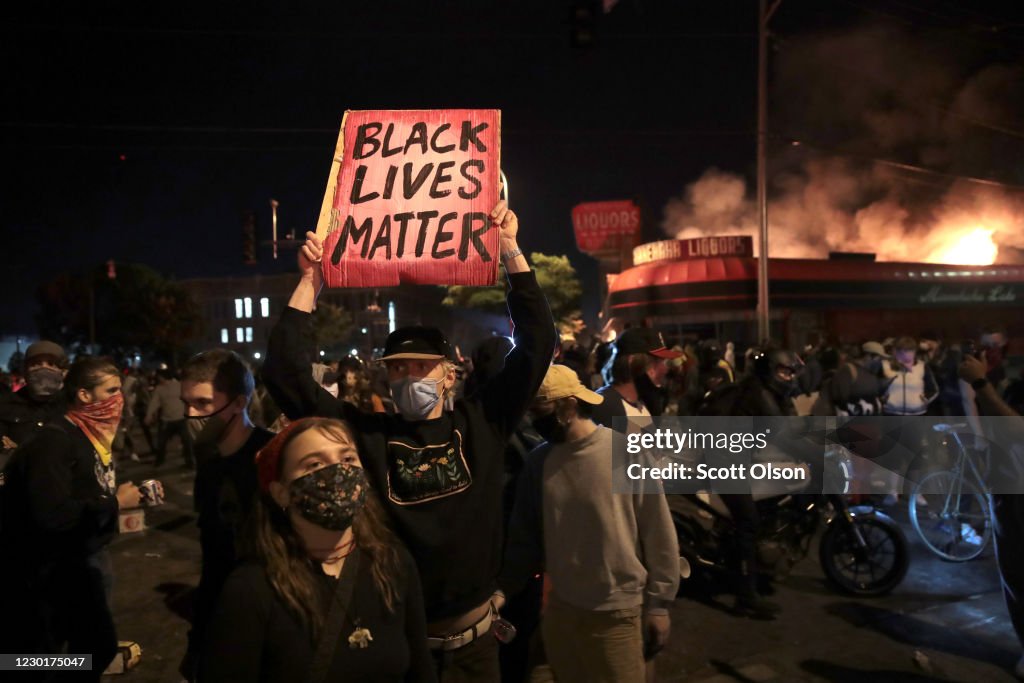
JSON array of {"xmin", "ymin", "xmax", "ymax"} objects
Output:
[
  {"xmin": 757, "ymin": 0, "xmax": 781, "ymax": 343},
  {"xmin": 89, "ymin": 284, "xmax": 95, "ymax": 353},
  {"xmin": 88, "ymin": 260, "xmax": 116, "ymax": 352},
  {"xmin": 270, "ymin": 199, "xmax": 280, "ymax": 260}
]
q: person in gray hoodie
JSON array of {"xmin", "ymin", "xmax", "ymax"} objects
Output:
[{"xmin": 498, "ymin": 364, "xmax": 679, "ymax": 683}]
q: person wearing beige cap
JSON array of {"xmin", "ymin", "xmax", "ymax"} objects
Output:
[
  {"xmin": 498, "ymin": 364, "xmax": 679, "ymax": 683},
  {"xmin": 0, "ymin": 340, "xmax": 69, "ymax": 454}
]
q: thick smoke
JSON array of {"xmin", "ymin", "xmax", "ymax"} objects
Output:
[{"xmin": 662, "ymin": 24, "xmax": 1024, "ymax": 264}]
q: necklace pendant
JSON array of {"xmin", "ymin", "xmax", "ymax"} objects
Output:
[{"xmin": 348, "ymin": 626, "xmax": 373, "ymax": 649}]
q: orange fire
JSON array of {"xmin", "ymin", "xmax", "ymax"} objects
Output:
[{"xmin": 928, "ymin": 227, "xmax": 998, "ymax": 266}]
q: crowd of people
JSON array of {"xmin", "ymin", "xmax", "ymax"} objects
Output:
[{"xmin": 1, "ymin": 199, "xmax": 1022, "ymax": 681}]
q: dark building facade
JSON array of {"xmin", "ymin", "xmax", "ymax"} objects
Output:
[
  {"xmin": 607, "ymin": 247, "xmax": 1024, "ymax": 349},
  {"xmin": 180, "ymin": 274, "xmax": 511, "ymax": 362}
]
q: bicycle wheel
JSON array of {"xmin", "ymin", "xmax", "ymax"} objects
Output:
[
  {"xmin": 909, "ymin": 470, "xmax": 993, "ymax": 561},
  {"xmin": 967, "ymin": 447, "xmax": 991, "ymax": 481}
]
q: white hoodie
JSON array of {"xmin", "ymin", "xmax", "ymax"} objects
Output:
[{"xmin": 883, "ymin": 361, "xmax": 936, "ymax": 416}]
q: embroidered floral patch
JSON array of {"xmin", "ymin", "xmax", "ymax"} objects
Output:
[{"xmin": 385, "ymin": 430, "xmax": 471, "ymax": 504}]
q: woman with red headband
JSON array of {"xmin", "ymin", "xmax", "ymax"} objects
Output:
[{"xmin": 202, "ymin": 417, "xmax": 434, "ymax": 683}]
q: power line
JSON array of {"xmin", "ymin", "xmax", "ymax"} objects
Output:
[
  {"xmin": 0, "ymin": 122, "xmax": 337, "ymax": 134},
  {"xmin": 772, "ymin": 33, "xmax": 1024, "ymax": 142},
  {"xmin": 879, "ymin": 0, "xmax": 980, "ymax": 26},
  {"xmin": 0, "ymin": 121, "xmax": 755, "ymax": 138},
  {"xmin": 778, "ymin": 134, "xmax": 1024, "ymax": 192},
  {"xmin": 1, "ymin": 144, "xmax": 327, "ymax": 152},
  {"xmin": 884, "ymin": 0, "xmax": 1024, "ymax": 39},
  {"xmin": 835, "ymin": 0, "xmax": 1024, "ymax": 51},
  {"xmin": 0, "ymin": 21, "xmax": 753, "ymax": 40}
]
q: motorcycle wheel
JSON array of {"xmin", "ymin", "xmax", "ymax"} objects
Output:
[{"xmin": 819, "ymin": 515, "xmax": 909, "ymax": 596}]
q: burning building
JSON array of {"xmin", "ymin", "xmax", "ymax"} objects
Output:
[{"xmin": 606, "ymin": 235, "xmax": 1023, "ymax": 349}]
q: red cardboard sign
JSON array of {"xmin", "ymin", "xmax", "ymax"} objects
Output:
[
  {"xmin": 317, "ymin": 110, "xmax": 502, "ymax": 288},
  {"xmin": 572, "ymin": 200, "xmax": 641, "ymax": 254}
]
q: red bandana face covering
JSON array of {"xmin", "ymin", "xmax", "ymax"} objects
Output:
[{"xmin": 67, "ymin": 392, "xmax": 124, "ymax": 466}]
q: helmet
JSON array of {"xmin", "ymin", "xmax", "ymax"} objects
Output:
[
  {"xmin": 751, "ymin": 346, "xmax": 803, "ymax": 398},
  {"xmin": 696, "ymin": 339, "xmax": 723, "ymax": 372}
]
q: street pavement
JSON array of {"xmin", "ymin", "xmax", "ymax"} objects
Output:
[{"xmin": 103, "ymin": 443, "xmax": 1020, "ymax": 682}]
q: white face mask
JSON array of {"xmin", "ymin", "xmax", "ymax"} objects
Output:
[{"xmin": 389, "ymin": 376, "xmax": 443, "ymax": 420}]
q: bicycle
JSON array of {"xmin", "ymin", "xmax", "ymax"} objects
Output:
[{"xmin": 907, "ymin": 423, "xmax": 993, "ymax": 561}]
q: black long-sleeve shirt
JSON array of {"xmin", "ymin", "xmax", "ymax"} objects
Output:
[
  {"xmin": 195, "ymin": 428, "xmax": 274, "ymax": 565},
  {"xmin": 190, "ymin": 428, "xmax": 275, "ymax": 655},
  {"xmin": 202, "ymin": 548, "xmax": 435, "ymax": 683},
  {"xmin": 1, "ymin": 418, "xmax": 119, "ymax": 563},
  {"xmin": 263, "ymin": 271, "xmax": 555, "ymax": 621}
]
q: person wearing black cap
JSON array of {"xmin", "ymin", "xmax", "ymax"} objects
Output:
[
  {"xmin": 264, "ymin": 200, "xmax": 556, "ymax": 682},
  {"xmin": 591, "ymin": 327, "xmax": 683, "ymax": 428},
  {"xmin": 0, "ymin": 340, "xmax": 69, "ymax": 457}
]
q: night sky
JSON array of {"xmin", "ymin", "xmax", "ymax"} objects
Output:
[{"xmin": 4, "ymin": 0, "xmax": 1024, "ymax": 334}]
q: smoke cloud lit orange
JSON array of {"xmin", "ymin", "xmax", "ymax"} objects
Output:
[{"xmin": 662, "ymin": 166, "xmax": 1023, "ymax": 266}]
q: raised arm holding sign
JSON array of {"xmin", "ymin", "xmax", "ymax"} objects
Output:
[
  {"xmin": 264, "ymin": 116, "xmax": 556, "ymax": 679},
  {"xmin": 288, "ymin": 199, "xmax": 526, "ymax": 313}
]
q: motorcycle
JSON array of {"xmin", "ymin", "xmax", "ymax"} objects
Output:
[{"xmin": 670, "ymin": 446, "xmax": 909, "ymax": 597}]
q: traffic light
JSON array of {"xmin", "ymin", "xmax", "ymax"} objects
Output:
[
  {"xmin": 106, "ymin": 259, "xmax": 117, "ymax": 279},
  {"xmin": 242, "ymin": 210, "xmax": 257, "ymax": 265},
  {"xmin": 571, "ymin": 1, "xmax": 599, "ymax": 48}
]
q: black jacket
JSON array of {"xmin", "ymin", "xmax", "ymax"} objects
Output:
[
  {"xmin": 730, "ymin": 375, "xmax": 797, "ymax": 418},
  {"xmin": 203, "ymin": 549, "xmax": 435, "ymax": 683},
  {"xmin": 2, "ymin": 418, "xmax": 119, "ymax": 564},
  {"xmin": 263, "ymin": 272, "xmax": 555, "ymax": 621},
  {"xmin": 0, "ymin": 387, "xmax": 67, "ymax": 450}
]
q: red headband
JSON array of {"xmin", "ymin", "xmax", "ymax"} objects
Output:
[{"xmin": 255, "ymin": 418, "xmax": 312, "ymax": 493}]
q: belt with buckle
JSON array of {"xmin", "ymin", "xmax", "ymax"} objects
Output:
[{"xmin": 426, "ymin": 606, "xmax": 494, "ymax": 652}]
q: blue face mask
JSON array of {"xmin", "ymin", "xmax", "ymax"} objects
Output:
[{"xmin": 389, "ymin": 376, "xmax": 443, "ymax": 420}]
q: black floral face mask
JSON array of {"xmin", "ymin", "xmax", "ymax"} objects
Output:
[{"xmin": 288, "ymin": 463, "xmax": 368, "ymax": 531}]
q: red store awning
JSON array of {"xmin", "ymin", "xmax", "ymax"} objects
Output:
[{"xmin": 608, "ymin": 257, "xmax": 1024, "ymax": 317}]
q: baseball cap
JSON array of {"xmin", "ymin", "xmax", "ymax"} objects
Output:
[
  {"xmin": 536, "ymin": 364, "xmax": 603, "ymax": 405},
  {"xmin": 615, "ymin": 328, "xmax": 683, "ymax": 359},
  {"xmin": 381, "ymin": 326, "xmax": 456, "ymax": 362},
  {"xmin": 25, "ymin": 340, "xmax": 67, "ymax": 365},
  {"xmin": 861, "ymin": 341, "xmax": 891, "ymax": 359}
]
